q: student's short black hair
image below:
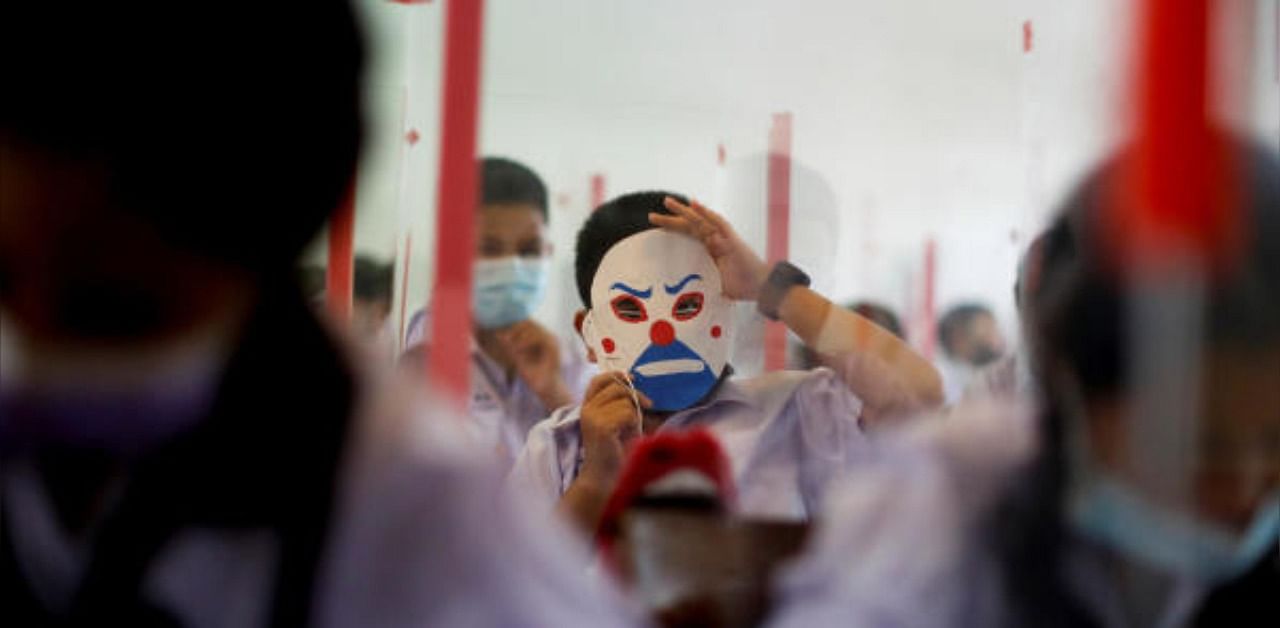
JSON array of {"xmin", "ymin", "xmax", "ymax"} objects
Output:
[
  {"xmin": 354, "ymin": 255, "xmax": 394, "ymax": 304},
  {"xmin": 849, "ymin": 301, "xmax": 905, "ymax": 339},
  {"xmin": 0, "ymin": 3, "xmax": 364, "ymax": 273},
  {"xmin": 937, "ymin": 303, "xmax": 995, "ymax": 356},
  {"xmin": 574, "ymin": 191, "xmax": 688, "ymax": 308},
  {"xmin": 481, "ymin": 157, "xmax": 548, "ymax": 222},
  {"xmin": 299, "ymin": 265, "xmax": 327, "ymax": 301}
]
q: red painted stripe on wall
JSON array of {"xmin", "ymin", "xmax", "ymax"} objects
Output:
[
  {"xmin": 326, "ymin": 185, "xmax": 356, "ymax": 324},
  {"xmin": 1110, "ymin": 0, "xmax": 1236, "ymax": 270},
  {"xmin": 398, "ymin": 232, "xmax": 413, "ymax": 351},
  {"xmin": 590, "ymin": 173, "xmax": 607, "ymax": 209},
  {"xmin": 921, "ymin": 238, "xmax": 937, "ymax": 360},
  {"xmin": 428, "ymin": 0, "xmax": 486, "ymax": 404},
  {"xmin": 765, "ymin": 112, "xmax": 792, "ymax": 371}
]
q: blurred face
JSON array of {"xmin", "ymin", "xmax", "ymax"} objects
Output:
[
  {"xmin": 0, "ymin": 139, "xmax": 250, "ymax": 345},
  {"xmin": 1191, "ymin": 347, "xmax": 1280, "ymax": 531},
  {"xmin": 475, "ymin": 203, "xmax": 549, "ymax": 260},
  {"xmin": 352, "ymin": 298, "xmax": 391, "ymax": 339},
  {"xmin": 471, "ymin": 204, "xmax": 551, "ymax": 330},
  {"xmin": 961, "ymin": 313, "xmax": 1006, "ymax": 367},
  {"xmin": 1086, "ymin": 346, "xmax": 1280, "ymax": 533}
]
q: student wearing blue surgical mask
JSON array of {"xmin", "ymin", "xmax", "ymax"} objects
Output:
[
  {"xmin": 402, "ymin": 157, "xmax": 593, "ymax": 469},
  {"xmin": 771, "ymin": 140, "xmax": 1280, "ymax": 628}
]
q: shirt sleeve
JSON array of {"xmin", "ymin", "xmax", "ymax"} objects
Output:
[
  {"xmin": 505, "ymin": 411, "xmax": 573, "ymax": 510},
  {"xmin": 789, "ymin": 367, "xmax": 870, "ymax": 515},
  {"xmin": 559, "ymin": 335, "xmax": 597, "ymax": 406}
]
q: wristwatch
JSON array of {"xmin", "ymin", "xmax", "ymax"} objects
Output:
[{"xmin": 756, "ymin": 261, "xmax": 810, "ymax": 321}]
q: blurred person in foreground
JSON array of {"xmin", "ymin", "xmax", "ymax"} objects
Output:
[
  {"xmin": 401, "ymin": 157, "xmax": 593, "ymax": 470},
  {"xmin": 0, "ymin": 4, "xmax": 628, "ymax": 625},
  {"xmin": 770, "ymin": 140, "xmax": 1280, "ymax": 628},
  {"xmin": 959, "ymin": 234, "xmax": 1049, "ymax": 403}
]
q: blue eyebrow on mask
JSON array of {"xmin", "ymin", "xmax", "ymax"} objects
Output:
[
  {"xmin": 663, "ymin": 274, "xmax": 703, "ymax": 295},
  {"xmin": 610, "ymin": 282, "xmax": 652, "ymax": 299}
]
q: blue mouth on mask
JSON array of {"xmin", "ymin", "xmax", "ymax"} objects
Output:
[{"xmin": 629, "ymin": 339, "xmax": 717, "ymax": 411}]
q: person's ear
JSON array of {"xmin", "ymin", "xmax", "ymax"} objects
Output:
[{"xmin": 574, "ymin": 309, "xmax": 597, "ymax": 363}]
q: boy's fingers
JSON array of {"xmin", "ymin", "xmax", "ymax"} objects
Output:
[{"xmin": 584, "ymin": 372, "xmax": 617, "ymax": 400}]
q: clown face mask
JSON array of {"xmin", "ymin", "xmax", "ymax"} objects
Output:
[{"xmin": 583, "ymin": 229, "xmax": 731, "ymax": 411}]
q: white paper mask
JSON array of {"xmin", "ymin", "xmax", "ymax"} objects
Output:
[{"xmin": 584, "ymin": 229, "xmax": 731, "ymax": 411}]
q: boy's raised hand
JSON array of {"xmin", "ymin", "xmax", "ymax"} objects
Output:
[{"xmin": 651, "ymin": 197, "xmax": 770, "ymax": 302}]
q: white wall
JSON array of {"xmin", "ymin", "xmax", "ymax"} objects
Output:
[{"xmin": 330, "ymin": 0, "xmax": 1280, "ymax": 357}]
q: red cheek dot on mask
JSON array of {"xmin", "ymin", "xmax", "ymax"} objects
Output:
[
  {"xmin": 602, "ymin": 338, "xmax": 616, "ymax": 354},
  {"xmin": 711, "ymin": 326, "xmax": 722, "ymax": 338}
]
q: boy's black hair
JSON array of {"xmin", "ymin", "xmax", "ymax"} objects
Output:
[
  {"xmin": 574, "ymin": 191, "xmax": 688, "ymax": 308},
  {"xmin": 849, "ymin": 301, "xmax": 905, "ymax": 340},
  {"xmin": 481, "ymin": 157, "xmax": 548, "ymax": 222},
  {"xmin": 937, "ymin": 303, "xmax": 995, "ymax": 356},
  {"xmin": 0, "ymin": 3, "xmax": 364, "ymax": 274}
]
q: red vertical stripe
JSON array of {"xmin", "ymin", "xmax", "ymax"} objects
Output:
[
  {"xmin": 921, "ymin": 238, "xmax": 937, "ymax": 360},
  {"xmin": 397, "ymin": 232, "xmax": 413, "ymax": 351},
  {"xmin": 326, "ymin": 186, "xmax": 356, "ymax": 324},
  {"xmin": 1110, "ymin": 0, "xmax": 1236, "ymax": 270},
  {"xmin": 428, "ymin": 0, "xmax": 485, "ymax": 404},
  {"xmin": 590, "ymin": 173, "xmax": 607, "ymax": 209},
  {"xmin": 1022, "ymin": 20, "xmax": 1033, "ymax": 53},
  {"xmin": 765, "ymin": 113, "xmax": 792, "ymax": 372}
]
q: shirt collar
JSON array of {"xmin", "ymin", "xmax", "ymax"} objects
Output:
[{"xmin": 550, "ymin": 366, "xmax": 754, "ymax": 432}]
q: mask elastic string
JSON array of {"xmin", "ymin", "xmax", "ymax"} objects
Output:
[
  {"xmin": 589, "ymin": 312, "xmax": 643, "ymax": 423},
  {"xmin": 608, "ymin": 370, "xmax": 644, "ymax": 425}
]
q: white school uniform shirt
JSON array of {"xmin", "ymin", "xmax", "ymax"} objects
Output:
[
  {"xmin": 507, "ymin": 367, "xmax": 866, "ymax": 521},
  {"xmin": 768, "ymin": 396, "xmax": 1210, "ymax": 628},
  {"xmin": 405, "ymin": 309, "xmax": 594, "ymax": 472}
]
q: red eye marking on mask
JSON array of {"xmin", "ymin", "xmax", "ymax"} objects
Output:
[
  {"xmin": 671, "ymin": 292, "xmax": 704, "ymax": 321},
  {"xmin": 610, "ymin": 294, "xmax": 648, "ymax": 323},
  {"xmin": 711, "ymin": 325, "xmax": 722, "ymax": 338},
  {"xmin": 602, "ymin": 338, "xmax": 616, "ymax": 354}
]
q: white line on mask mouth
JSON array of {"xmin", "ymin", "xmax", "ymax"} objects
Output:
[{"xmin": 633, "ymin": 359, "xmax": 706, "ymax": 377}]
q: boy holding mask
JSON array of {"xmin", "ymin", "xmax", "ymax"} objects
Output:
[{"xmin": 509, "ymin": 191, "xmax": 944, "ymax": 535}]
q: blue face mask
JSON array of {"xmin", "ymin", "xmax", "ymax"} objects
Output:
[
  {"xmin": 1069, "ymin": 475, "xmax": 1280, "ymax": 584},
  {"xmin": 472, "ymin": 256, "xmax": 549, "ymax": 330}
]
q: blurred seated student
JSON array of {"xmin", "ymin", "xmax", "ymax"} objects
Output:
[
  {"xmin": 936, "ymin": 301, "xmax": 1008, "ymax": 402},
  {"xmin": 352, "ymin": 255, "xmax": 393, "ymax": 341},
  {"xmin": 508, "ymin": 192, "xmax": 943, "ymax": 536},
  {"xmin": 0, "ymin": 4, "xmax": 629, "ymax": 625},
  {"xmin": 401, "ymin": 157, "xmax": 593, "ymax": 469},
  {"xmin": 300, "ymin": 264, "xmax": 327, "ymax": 309},
  {"xmin": 351, "ymin": 255, "xmax": 395, "ymax": 361},
  {"xmin": 962, "ymin": 234, "xmax": 1048, "ymax": 402},
  {"xmin": 300, "ymin": 255, "xmax": 394, "ymax": 361},
  {"xmin": 770, "ymin": 140, "xmax": 1280, "ymax": 628},
  {"xmin": 797, "ymin": 301, "xmax": 904, "ymax": 370}
]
